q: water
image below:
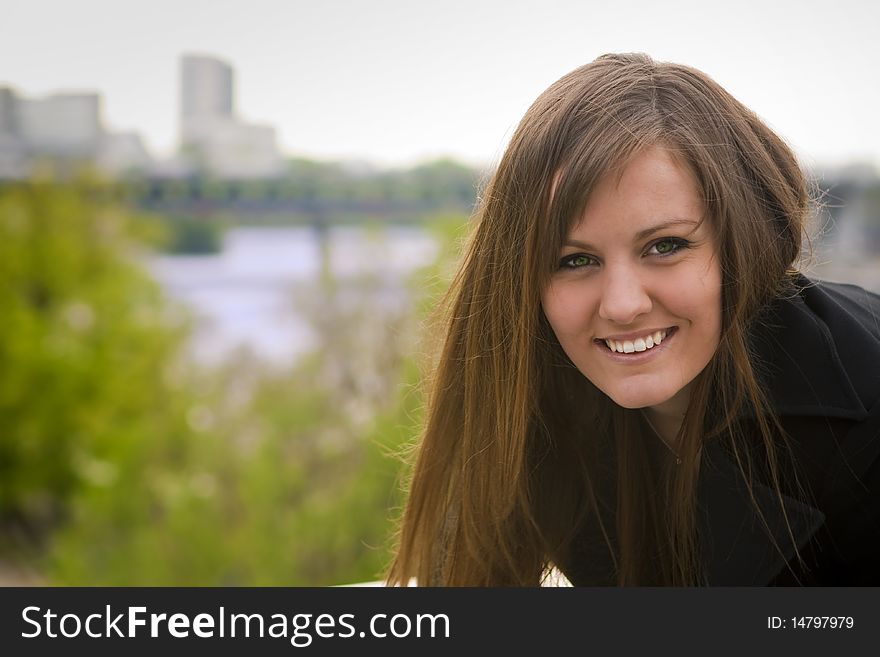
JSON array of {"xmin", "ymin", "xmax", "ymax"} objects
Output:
[{"xmin": 145, "ymin": 225, "xmax": 440, "ymax": 367}]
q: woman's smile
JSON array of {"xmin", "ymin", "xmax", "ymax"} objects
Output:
[{"xmin": 594, "ymin": 326, "xmax": 678, "ymax": 363}]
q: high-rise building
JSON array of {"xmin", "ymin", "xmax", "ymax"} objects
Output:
[
  {"xmin": 180, "ymin": 54, "xmax": 234, "ymax": 149},
  {"xmin": 0, "ymin": 85, "xmax": 154, "ymax": 179},
  {"xmin": 178, "ymin": 54, "xmax": 281, "ymax": 179},
  {"xmin": 17, "ymin": 92, "xmax": 102, "ymax": 158}
]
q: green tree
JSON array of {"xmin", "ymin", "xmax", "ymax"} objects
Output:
[{"xmin": 0, "ymin": 181, "xmax": 192, "ymax": 556}]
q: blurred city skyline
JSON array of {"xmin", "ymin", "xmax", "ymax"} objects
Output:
[{"xmin": 2, "ymin": 0, "xmax": 879, "ymax": 171}]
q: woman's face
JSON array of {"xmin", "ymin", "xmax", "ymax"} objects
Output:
[{"xmin": 541, "ymin": 146, "xmax": 722, "ymax": 418}]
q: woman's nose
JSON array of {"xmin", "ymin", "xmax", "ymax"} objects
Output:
[{"xmin": 597, "ymin": 266, "xmax": 653, "ymax": 325}]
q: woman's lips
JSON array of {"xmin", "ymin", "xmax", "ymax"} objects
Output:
[{"xmin": 594, "ymin": 326, "xmax": 678, "ymax": 363}]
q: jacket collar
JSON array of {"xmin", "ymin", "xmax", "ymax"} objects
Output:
[{"xmin": 742, "ymin": 275, "xmax": 869, "ymax": 422}]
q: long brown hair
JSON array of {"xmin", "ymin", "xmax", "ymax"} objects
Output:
[{"xmin": 387, "ymin": 53, "xmax": 813, "ymax": 586}]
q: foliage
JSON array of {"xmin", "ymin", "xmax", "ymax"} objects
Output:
[
  {"xmin": 0, "ymin": 179, "xmax": 466, "ymax": 585},
  {"xmin": 157, "ymin": 214, "xmax": 225, "ymax": 254},
  {"xmin": 0, "ymin": 182, "xmax": 191, "ymax": 553}
]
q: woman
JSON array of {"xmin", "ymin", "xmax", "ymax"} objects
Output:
[{"xmin": 387, "ymin": 53, "xmax": 880, "ymax": 586}]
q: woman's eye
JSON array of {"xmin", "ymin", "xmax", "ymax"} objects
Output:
[
  {"xmin": 558, "ymin": 254, "xmax": 596, "ymax": 269},
  {"xmin": 648, "ymin": 238, "xmax": 689, "ymax": 256}
]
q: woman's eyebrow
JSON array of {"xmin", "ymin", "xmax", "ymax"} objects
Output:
[
  {"xmin": 634, "ymin": 218, "xmax": 701, "ymax": 240},
  {"xmin": 563, "ymin": 218, "xmax": 701, "ymax": 249}
]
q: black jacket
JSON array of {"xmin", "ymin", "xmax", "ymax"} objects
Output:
[{"xmin": 562, "ymin": 275, "xmax": 880, "ymax": 586}]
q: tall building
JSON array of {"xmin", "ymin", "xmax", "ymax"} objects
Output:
[
  {"xmin": 17, "ymin": 92, "xmax": 102, "ymax": 159},
  {"xmin": 0, "ymin": 85, "xmax": 154, "ymax": 179},
  {"xmin": 178, "ymin": 54, "xmax": 281, "ymax": 179},
  {"xmin": 180, "ymin": 54, "xmax": 234, "ymax": 149}
]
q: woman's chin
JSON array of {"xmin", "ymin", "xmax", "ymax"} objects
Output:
[{"xmin": 604, "ymin": 388, "xmax": 676, "ymax": 411}]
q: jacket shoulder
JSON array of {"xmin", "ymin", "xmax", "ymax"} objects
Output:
[
  {"xmin": 794, "ymin": 275, "xmax": 880, "ymax": 413},
  {"xmin": 747, "ymin": 275, "xmax": 880, "ymax": 419},
  {"xmin": 799, "ymin": 277, "xmax": 880, "ymax": 342}
]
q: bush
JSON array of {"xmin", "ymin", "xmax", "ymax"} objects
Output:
[
  {"xmin": 1, "ymin": 180, "xmax": 464, "ymax": 585},
  {"xmin": 0, "ymin": 181, "xmax": 191, "ymax": 549}
]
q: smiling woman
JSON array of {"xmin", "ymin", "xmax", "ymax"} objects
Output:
[{"xmin": 386, "ymin": 53, "xmax": 880, "ymax": 586}]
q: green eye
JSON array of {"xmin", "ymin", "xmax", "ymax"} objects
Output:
[
  {"xmin": 559, "ymin": 254, "xmax": 595, "ymax": 269},
  {"xmin": 649, "ymin": 238, "xmax": 689, "ymax": 256},
  {"xmin": 655, "ymin": 239, "xmax": 675, "ymax": 254}
]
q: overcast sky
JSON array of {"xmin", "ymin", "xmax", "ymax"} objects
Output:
[{"xmin": 2, "ymin": 0, "xmax": 878, "ymax": 170}]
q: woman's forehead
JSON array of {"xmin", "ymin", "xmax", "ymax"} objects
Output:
[
  {"xmin": 559, "ymin": 147, "xmax": 706, "ymax": 233},
  {"xmin": 550, "ymin": 142, "xmax": 701, "ymax": 207}
]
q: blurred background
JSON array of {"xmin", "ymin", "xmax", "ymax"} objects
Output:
[{"xmin": 1, "ymin": 0, "xmax": 878, "ymax": 585}]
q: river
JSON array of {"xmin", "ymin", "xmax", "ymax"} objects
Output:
[{"xmin": 145, "ymin": 225, "xmax": 441, "ymax": 367}]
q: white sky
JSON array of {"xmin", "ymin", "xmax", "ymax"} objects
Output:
[{"xmin": 2, "ymin": 0, "xmax": 878, "ymax": 170}]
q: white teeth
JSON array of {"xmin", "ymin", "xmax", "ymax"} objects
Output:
[{"xmin": 604, "ymin": 329, "xmax": 669, "ymax": 354}]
